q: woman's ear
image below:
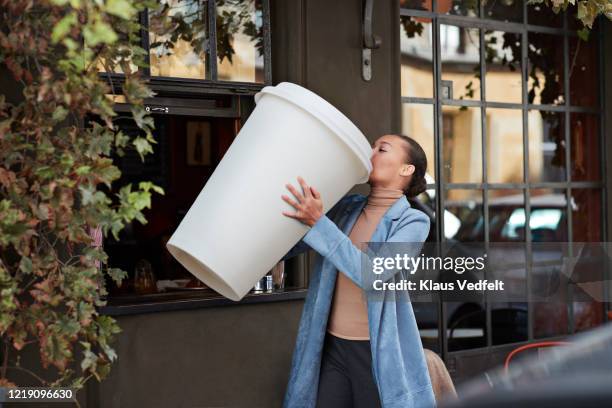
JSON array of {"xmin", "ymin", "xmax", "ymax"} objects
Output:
[{"xmin": 400, "ymin": 164, "xmax": 415, "ymax": 177}]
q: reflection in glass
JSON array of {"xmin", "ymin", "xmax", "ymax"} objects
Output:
[
  {"xmin": 527, "ymin": 1, "xmax": 564, "ymax": 27},
  {"xmin": 492, "ymin": 302, "xmax": 528, "ymax": 345},
  {"xmin": 530, "ymin": 188, "xmax": 568, "ymax": 242},
  {"xmin": 534, "ymin": 282, "xmax": 568, "ymax": 338},
  {"xmin": 149, "ymin": 0, "xmax": 209, "ymax": 80},
  {"xmin": 216, "ymin": 0, "xmax": 264, "ymax": 83},
  {"xmin": 443, "ymin": 0, "xmax": 479, "ymax": 17},
  {"xmin": 573, "ymin": 301, "xmax": 604, "ymax": 333},
  {"xmin": 399, "ymin": 0, "xmax": 432, "ymax": 11},
  {"xmin": 488, "ymin": 189, "xmax": 525, "ymax": 242},
  {"xmin": 531, "ymin": 187, "xmax": 569, "ymax": 338},
  {"xmin": 570, "ymin": 113, "xmax": 600, "ymax": 181},
  {"xmin": 447, "ymin": 301, "xmax": 486, "ymax": 351},
  {"xmin": 528, "ymin": 110, "xmax": 566, "ymax": 182},
  {"xmin": 401, "ymin": 104, "xmax": 435, "ymax": 179},
  {"xmin": 570, "ymin": 244, "xmax": 605, "ymax": 333},
  {"xmin": 483, "ymin": 0, "xmax": 523, "ymax": 22},
  {"xmin": 484, "ymin": 31, "xmax": 522, "ymax": 103},
  {"xmin": 400, "ymin": 17, "xmax": 433, "ymax": 98},
  {"xmin": 488, "ymin": 190, "xmax": 529, "ymax": 345},
  {"xmin": 442, "ymin": 106, "xmax": 482, "ymax": 183},
  {"xmin": 527, "ymin": 32, "xmax": 564, "ymax": 105},
  {"xmin": 569, "ymin": 35, "xmax": 599, "ymax": 107},
  {"xmin": 486, "ymin": 108, "xmax": 523, "ymax": 183},
  {"xmin": 444, "ymin": 189, "xmax": 483, "ymax": 242},
  {"xmin": 571, "ymin": 189, "xmax": 602, "ymax": 242},
  {"xmin": 441, "ymin": 25, "xmax": 481, "ymax": 101}
]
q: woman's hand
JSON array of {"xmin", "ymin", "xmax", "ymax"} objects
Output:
[{"xmin": 281, "ymin": 176, "xmax": 323, "ymax": 227}]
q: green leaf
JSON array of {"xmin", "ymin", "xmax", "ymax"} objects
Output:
[
  {"xmin": 84, "ymin": 20, "xmax": 118, "ymax": 46},
  {"xmin": 52, "ymin": 106, "xmax": 69, "ymax": 122},
  {"xmin": 76, "ymin": 166, "xmax": 91, "ymax": 176},
  {"xmin": 50, "ymin": 0, "xmax": 70, "ymax": 6},
  {"xmin": 51, "ymin": 12, "xmax": 77, "ymax": 44},
  {"xmin": 107, "ymin": 268, "xmax": 128, "ymax": 286},
  {"xmin": 19, "ymin": 256, "xmax": 32, "ymax": 274},
  {"xmin": 132, "ymin": 137, "xmax": 154, "ymax": 161},
  {"xmin": 577, "ymin": 27, "xmax": 590, "ymax": 41},
  {"xmin": 139, "ymin": 181, "xmax": 165, "ymax": 195},
  {"xmin": 106, "ymin": 0, "xmax": 138, "ymax": 20}
]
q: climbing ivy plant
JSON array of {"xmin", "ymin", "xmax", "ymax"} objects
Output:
[{"xmin": 0, "ymin": 0, "xmax": 166, "ymax": 392}]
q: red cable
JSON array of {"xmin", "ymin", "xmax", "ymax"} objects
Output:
[{"xmin": 504, "ymin": 341, "xmax": 570, "ymax": 373}]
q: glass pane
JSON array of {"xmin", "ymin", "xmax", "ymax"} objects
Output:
[
  {"xmin": 531, "ymin": 187, "xmax": 570, "ymax": 339},
  {"xmin": 447, "ymin": 301, "xmax": 486, "ymax": 351},
  {"xmin": 571, "ymin": 189, "xmax": 602, "ymax": 242},
  {"xmin": 400, "ymin": 0, "xmax": 432, "ymax": 11},
  {"xmin": 530, "ymin": 188, "xmax": 568, "ymax": 242},
  {"xmin": 445, "ymin": 189, "xmax": 486, "ymax": 350},
  {"xmin": 571, "ymin": 244, "xmax": 605, "ymax": 333},
  {"xmin": 444, "ymin": 189, "xmax": 484, "ymax": 242},
  {"xmin": 568, "ymin": 35, "xmax": 600, "ymax": 107},
  {"xmin": 533, "ymin": 272, "xmax": 569, "ymax": 338},
  {"xmin": 528, "ymin": 110, "xmax": 566, "ymax": 182},
  {"xmin": 527, "ymin": 32, "xmax": 564, "ymax": 105},
  {"xmin": 442, "ymin": 106, "xmax": 482, "ymax": 183},
  {"xmin": 573, "ymin": 301, "xmax": 604, "ymax": 333},
  {"xmin": 400, "ymin": 16, "xmax": 434, "ymax": 98},
  {"xmin": 483, "ymin": 0, "xmax": 523, "ymax": 22},
  {"xmin": 149, "ymin": 0, "xmax": 209, "ymax": 80},
  {"xmin": 441, "ymin": 25, "xmax": 481, "ymax": 101},
  {"xmin": 570, "ymin": 113, "xmax": 601, "ymax": 181},
  {"xmin": 442, "ymin": 0, "xmax": 479, "ymax": 17},
  {"xmin": 527, "ymin": 1, "xmax": 564, "ymax": 27},
  {"xmin": 486, "ymin": 108, "xmax": 524, "ymax": 183},
  {"xmin": 401, "ymin": 104, "xmax": 435, "ymax": 179},
  {"xmin": 489, "ymin": 189, "xmax": 525, "ymax": 242},
  {"xmin": 216, "ymin": 0, "xmax": 264, "ymax": 83},
  {"xmin": 484, "ymin": 30, "xmax": 522, "ymax": 104},
  {"xmin": 492, "ymin": 302, "xmax": 528, "ymax": 345}
]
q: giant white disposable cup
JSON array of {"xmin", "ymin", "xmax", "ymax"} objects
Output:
[{"xmin": 166, "ymin": 82, "xmax": 373, "ymax": 301}]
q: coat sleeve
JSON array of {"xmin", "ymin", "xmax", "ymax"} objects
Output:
[
  {"xmin": 280, "ymin": 193, "xmax": 357, "ymax": 262},
  {"xmin": 302, "ymin": 208, "xmax": 430, "ymax": 291}
]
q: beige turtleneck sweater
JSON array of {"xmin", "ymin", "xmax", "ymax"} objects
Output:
[{"xmin": 327, "ymin": 186, "xmax": 405, "ymax": 340}]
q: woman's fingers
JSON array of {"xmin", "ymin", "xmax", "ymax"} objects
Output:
[
  {"xmin": 297, "ymin": 176, "xmax": 312, "ymax": 198},
  {"xmin": 285, "ymin": 183, "xmax": 304, "ymax": 203},
  {"xmin": 281, "ymin": 194, "xmax": 300, "ymax": 209},
  {"xmin": 310, "ymin": 186, "xmax": 321, "ymax": 199},
  {"xmin": 282, "ymin": 210, "xmax": 300, "ymax": 219}
]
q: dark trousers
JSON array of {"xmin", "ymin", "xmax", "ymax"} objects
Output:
[{"xmin": 316, "ymin": 332, "xmax": 382, "ymax": 408}]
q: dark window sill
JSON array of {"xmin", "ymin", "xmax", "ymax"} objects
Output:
[{"xmin": 97, "ymin": 287, "xmax": 308, "ymax": 316}]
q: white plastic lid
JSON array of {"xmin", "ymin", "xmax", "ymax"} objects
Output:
[{"xmin": 255, "ymin": 82, "xmax": 373, "ymax": 183}]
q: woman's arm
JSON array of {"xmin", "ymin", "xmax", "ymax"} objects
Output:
[
  {"xmin": 302, "ymin": 209, "xmax": 430, "ymax": 291},
  {"xmin": 280, "ymin": 193, "xmax": 356, "ymax": 261}
]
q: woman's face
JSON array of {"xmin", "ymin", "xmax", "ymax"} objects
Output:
[{"xmin": 368, "ymin": 135, "xmax": 413, "ymax": 189}]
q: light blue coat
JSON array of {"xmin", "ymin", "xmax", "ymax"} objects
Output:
[{"xmin": 281, "ymin": 193, "xmax": 436, "ymax": 408}]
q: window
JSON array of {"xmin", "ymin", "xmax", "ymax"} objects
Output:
[
  {"xmin": 100, "ymin": 0, "xmax": 272, "ymax": 94},
  {"xmin": 400, "ymin": 1, "xmax": 605, "ymax": 356}
]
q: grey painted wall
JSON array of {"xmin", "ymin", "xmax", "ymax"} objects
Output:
[
  {"xmin": 92, "ymin": 301, "xmax": 303, "ymax": 407},
  {"xmin": 272, "ymin": 0, "xmax": 400, "ymax": 196}
]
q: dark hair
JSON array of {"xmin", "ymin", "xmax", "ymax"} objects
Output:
[{"xmin": 393, "ymin": 134, "xmax": 428, "ymax": 198}]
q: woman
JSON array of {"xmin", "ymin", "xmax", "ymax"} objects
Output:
[{"xmin": 280, "ymin": 134, "xmax": 436, "ymax": 408}]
